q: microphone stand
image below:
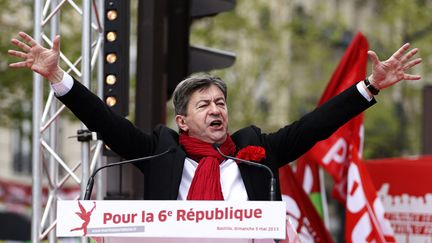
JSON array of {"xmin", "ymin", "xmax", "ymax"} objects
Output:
[{"xmin": 83, "ymin": 148, "xmax": 175, "ymax": 200}]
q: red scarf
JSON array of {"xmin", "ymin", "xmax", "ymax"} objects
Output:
[{"xmin": 179, "ymin": 134, "xmax": 236, "ymax": 200}]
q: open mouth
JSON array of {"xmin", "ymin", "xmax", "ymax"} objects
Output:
[{"xmin": 210, "ymin": 120, "xmax": 222, "ymax": 127}]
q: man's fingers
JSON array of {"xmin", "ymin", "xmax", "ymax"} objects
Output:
[
  {"xmin": 52, "ymin": 35, "xmax": 61, "ymax": 53},
  {"xmin": 19, "ymin": 31, "xmax": 38, "ymax": 47},
  {"xmin": 11, "ymin": 38, "xmax": 31, "ymax": 52},
  {"xmin": 368, "ymin": 50, "xmax": 380, "ymax": 66},
  {"xmin": 404, "ymin": 74, "xmax": 421, "ymax": 80},
  {"xmin": 402, "ymin": 58, "xmax": 422, "ymax": 70},
  {"xmin": 391, "ymin": 43, "xmax": 410, "ymax": 60},
  {"xmin": 9, "ymin": 61, "xmax": 29, "ymax": 68},
  {"xmin": 8, "ymin": 50, "xmax": 27, "ymax": 59},
  {"xmin": 400, "ymin": 48, "xmax": 419, "ymax": 64}
]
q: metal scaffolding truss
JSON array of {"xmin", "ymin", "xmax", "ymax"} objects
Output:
[{"xmin": 31, "ymin": 0, "xmax": 105, "ymax": 242}]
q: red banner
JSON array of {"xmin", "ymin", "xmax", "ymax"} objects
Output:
[{"xmin": 365, "ymin": 156, "xmax": 432, "ymax": 242}]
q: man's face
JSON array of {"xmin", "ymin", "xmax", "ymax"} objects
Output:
[{"xmin": 176, "ymin": 84, "xmax": 229, "ymax": 144}]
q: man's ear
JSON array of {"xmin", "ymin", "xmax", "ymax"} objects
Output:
[{"xmin": 175, "ymin": 115, "xmax": 188, "ymax": 132}]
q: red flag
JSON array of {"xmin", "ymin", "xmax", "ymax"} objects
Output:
[
  {"xmin": 297, "ymin": 32, "xmax": 369, "ymax": 202},
  {"xmin": 345, "ymin": 148, "xmax": 396, "ymax": 242},
  {"xmin": 279, "ymin": 165, "xmax": 334, "ymax": 243}
]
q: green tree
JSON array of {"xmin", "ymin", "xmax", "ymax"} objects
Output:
[
  {"xmin": 0, "ymin": 1, "xmax": 34, "ymax": 126},
  {"xmin": 362, "ymin": 0, "xmax": 432, "ymax": 158}
]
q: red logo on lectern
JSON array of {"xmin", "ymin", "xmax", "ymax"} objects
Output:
[{"xmin": 70, "ymin": 201, "xmax": 96, "ymax": 236}]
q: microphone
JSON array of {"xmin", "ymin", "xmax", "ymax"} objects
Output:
[
  {"xmin": 212, "ymin": 144, "xmax": 277, "ymax": 201},
  {"xmin": 83, "ymin": 147, "xmax": 176, "ymax": 200}
]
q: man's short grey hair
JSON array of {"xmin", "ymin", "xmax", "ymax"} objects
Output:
[{"xmin": 173, "ymin": 74, "xmax": 227, "ymax": 116}]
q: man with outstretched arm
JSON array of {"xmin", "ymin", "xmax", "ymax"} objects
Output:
[{"xmin": 8, "ymin": 32, "xmax": 422, "ymax": 201}]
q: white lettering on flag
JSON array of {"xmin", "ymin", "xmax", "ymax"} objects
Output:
[{"xmin": 322, "ymin": 138, "xmax": 347, "ymax": 165}]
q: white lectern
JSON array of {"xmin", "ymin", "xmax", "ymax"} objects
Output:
[{"xmin": 57, "ymin": 200, "xmax": 297, "ymax": 242}]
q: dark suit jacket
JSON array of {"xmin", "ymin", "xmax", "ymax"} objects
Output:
[{"xmin": 59, "ymin": 79, "xmax": 375, "ymax": 201}]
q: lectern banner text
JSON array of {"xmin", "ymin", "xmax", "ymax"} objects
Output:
[{"xmin": 57, "ymin": 200, "xmax": 286, "ymax": 239}]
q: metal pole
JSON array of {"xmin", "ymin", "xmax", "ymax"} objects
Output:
[
  {"xmin": 32, "ymin": 0, "xmax": 43, "ymax": 242},
  {"xmin": 81, "ymin": 0, "xmax": 92, "ymax": 242},
  {"xmin": 96, "ymin": 0, "xmax": 105, "ymax": 200},
  {"xmin": 81, "ymin": 0, "xmax": 92, "ymax": 198},
  {"xmin": 48, "ymin": 1, "xmax": 60, "ymax": 242},
  {"xmin": 319, "ymin": 167, "xmax": 330, "ymax": 228}
]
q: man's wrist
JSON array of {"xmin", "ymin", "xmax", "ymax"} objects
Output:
[
  {"xmin": 51, "ymin": 72, "xmax": 73, "ymax": 97},
  {"xmin": 48, "ymin": 67, "xmax": 64, "ymax": 84},
  {"xmin": 364, "ymin": 77, "xmax": 380, "ymax": 95},
  {"xmin": 357, "ymin": 82, "xmax": 374, "ymax": 101}
]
